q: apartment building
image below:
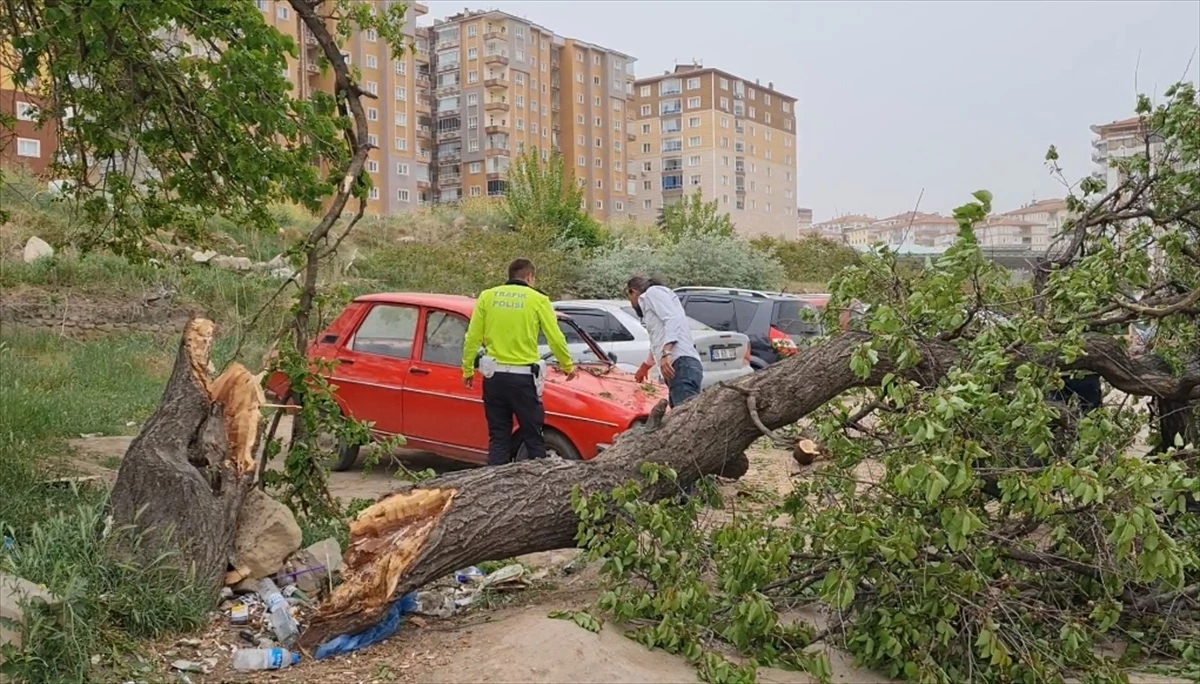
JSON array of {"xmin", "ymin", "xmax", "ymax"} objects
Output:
[
  {"xmin": 841, "ymin": 212, "xmax": 958, "ymax": 248},
  {"xmin": 795, "ymin": 207, "xmax": 813, "ymax": 234},
  {"xmin": 0, "ymin": 43, "xmax": 57, "ymax": 174},
  {"xmin": 628, "ymin": 64, "xmax": 798, "ymax": 238},
  {"xmin": 426, "ymin": 10, "xmax": 634, "ymax": 220},
  {"xmin": 1090, "ymin": 116, "xmax": 1166, "ymax": 192}
]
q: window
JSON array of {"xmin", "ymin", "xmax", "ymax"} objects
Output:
[
  {"xmin": 367, "ymin": 160, "xmax": 379, "ymax": 173},
  {"xmin": 662, "ymin": 138, "xmax": 682, "ymax": 152},
  {"xmin": 642, "ymin": 143, "xmax": 651, "ymax": 154},
  {"xmin": 719, "ymin": 97, "xmax": 730, "ymax": 111},
  {"xmin": 749, "ymin": 106, "xmax": 756, "ymax": 118},
  {"xmin": 16, "ymin": 138, "xmax": 40, "ymax": 158},
  {"xmin": 256, "ymin": 0, "xmax": 266, "ymax": 11},
  {"xmin": 719, "ymin": 78, "xmax": 729, "ymax": 90},
  {"xmin": 516, "ymin": 49, "xmax": 526, "ymax": 63},
  {"xmin": 395, "ymin": 60, "xmax": 406, "ymax": 75},
  {"xmin": 468, "ymin": 71, "xmax": 479, "ymax": 84},
  {"xmin": 690, "ymin": 174, "xmax": 702, "ymax": 186},
  {"xmin": 594, "ymin": 96, "xmax": 601, "ymax": 107},
  {"xmin": 516, "ymin": 95, "xmax": 525, "ymax": 108},
  {"xmin": 595, "ymin": 158, "xmax": 603, "ymax": 168},
  {"xmin": 558, "ymin": 309, "xmax": 634, "ymax": 344},
  {"xmin": 643, "ymin": 180, "xmax": 652, "ymax": 190},
  {"xmin": 369, "ymin": 187, "xmax": 379, "ymax": 200},
  {"xmin": 397, "ymin": 163, "xmax": 409, "ymax": 175},
  {"xmin": 659, "ymin": 79, "xmax": 682, "ymax": 96},
  {"xmin": 577, "ymin": 135, "xmax": 586, "ymax": 146},
  {"xmin": 764, "ymin": 94, "xmax": 772, "ymax": 106},
  {"xmin": 578, "ymin": 115, "xmax": 585, "ymax": 124},
  {"xmin": 577, "ymin": 94, "xmax": 585, "ymax": 104},
  {"xmin": 682, "ymin": 297, "xmax": 735, "ymax": 331},
  {"xmin": 593, "ymin": 53, "xmax": 601, "ymax": 65},
  {"xmin": 640, "ymin": 85, "xmax": 651, "ymax": 97},
  {"xmin": 365, "ymin": 81, "xmax": 378, "ymax": 95},
  {"xmin": 276, "ymin": 5, "xmax": 289, "ymax": 19},
  {"xmin": 687, "ymin": 97, "xmax": 701, "ymax": 109},
  {"xmin": 577, "ymin": 155, "xmax": 586, "ymax": 166},
  {"xmin": 641, "ymin": 124, "xmax": 651, "ymax": 134},
  {"xmin": 420, "ymin": 311, "xmax": 468, "ymax": 366},
  {"xmin": 596, "ymin": 179, "xmax": 603, "ymax": 189},
  {"xmin": 516, "ymin": 118, "xmax": 524, "ymax": 131},
  {"xmin": 616, "ymin": 201, "xmax": 624, "ymax": 211},
  {"xmin": 468, "ymin": 116, "xmax": 479, "ymax": 129},
  {"xmin": 470, "ymin": 161, "xmax": 482, "ymax": 173},
  {"xmin": 398, "ymin": 189, "xmax": 411, "ymax": 202},
  {"xmin": 395, "ymin": 112, "xmax": 407, "ymax": 126},
  {"xmin": 351, "ymin": 305, "xmax": 418, "ymax": 359},
  {"xmin": 367, "ymin": 107, "xmax": 379, "ymax": 121},
  {"xmin": 468, "ymin": 24, "xmax": 477, "ymax": 38},
  {"xmin": 467, "ymin": 93, "xmax": 478, "ymax": 106},
  {"xmin": 688, "ymin": 136, "xmax": 702, "ymax": 147},
  {"xmin": 782, "ymin": 101, "xmax": 791, "ymax": 113},
  {"xmin": 394, "ymin": 86, "xmax": 406, "ymax": 101},
  {"xmin": 394, "ymin": 137, "xmax": 406, "ymax": 150},
  {"xmin": 640, "ymin": 104, "xmax": 651, "ymax": 116},
  {"xmin": 515, "ymin": 72, "xmax": 525, "ymax": 86},
  {"xmin": 468, "ymin": 47, "xmax": 478, "ymax": 60},
  {"xmin": 471, "ymin": 185, "xmax": 482, "ymax": 196},
  {"xmin": 15, "ymin": 102, "xmax": 37, "ymax": 121},
  {"xmin": 689, "ymin": 117, "xmax": 701, "ymax": 128},
  {"xmin": 687, "ymin": 77, "xmax": 701, "ymax": 90},
  {"xmin": 366, "ymin": 133, "xmax": 379, "ymax": 147},
  {"xmin": 643, "ymin": 199, "xmax": 653, "ymax": 209},
  {"xmin": 595, "ymin": 200, "xmax": 604, "ymax": 210},
  {"xmin": 688, "ymin": 155, "xmax": 701, "ymax": 167},
  {"xmin": 468, "ymin": 139, "xmax": 480, "ymax": 152},
  {"xmin": 593, "ymin": 76, "xmax": 601, "ymax": 87},
  {"xmin": 643, "ymin": 161, "xmax": 653, "ymax": 172},
  {"xmin": 595, "ymin": 137, "xmax": 602, "ymax": 148},
  {"xmin": 595, "ymin": 117, "xmax": 602, "ymax": 127}
]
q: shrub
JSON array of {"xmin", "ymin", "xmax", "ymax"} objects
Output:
[
  {"xmin": 572, "ymin": 234, "xmax": 785, "ymax": 298},
  {"xmin": 751, "ymin": 235, "xmax": 860, "ymax": 287}
]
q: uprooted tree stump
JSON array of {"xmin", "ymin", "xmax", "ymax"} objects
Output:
[{"xmin": 109, "ymin": 317, "xmax": 263, "ymax": 593}]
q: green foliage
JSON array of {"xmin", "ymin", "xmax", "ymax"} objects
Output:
[
  {"xmin": 503, "ymin": 147, "xmax": 607, "ymax": 248},
  {"xmin": 0, "ymin": 493, "xmax": 211, "ymax": 682},
  {"xmin": 571, "ymin": 84, "xmax": 1200, "ymax": 684},
  {"xmin": 656, "ymin": 189, "xmax": 735, "ymax": 242},
  {"xmin": 573, "ymin": 234, "xmax": 786, "ymax": 298},
  {"xmin": 750, "ymin": 236, "xmax": 860, "ymax": 287}
]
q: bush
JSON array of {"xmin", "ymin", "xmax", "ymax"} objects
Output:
[
  {"xmin": 751, "ymin": 235, "xmax": 860, "ymax": 287},
  {"xmin": 572, "ymin": 234, "xmax": 785, "ymax": 298}
]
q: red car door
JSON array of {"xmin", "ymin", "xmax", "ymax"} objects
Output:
[
  {"xmin": 402, "ymin": 308, "xmax": 490, "ymax": 462},
  {"xmin": 327, "ymin": 302, "xmax": 418, "ymax": 437}
]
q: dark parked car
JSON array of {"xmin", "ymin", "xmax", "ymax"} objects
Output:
[{"xmin": 673, "ymin": 288, "xmax": 823, "ymax": 369}]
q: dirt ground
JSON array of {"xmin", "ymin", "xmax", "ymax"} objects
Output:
[{"xmin": 67, "ymin": 432, "xmax": 1187, "ymax": 684}]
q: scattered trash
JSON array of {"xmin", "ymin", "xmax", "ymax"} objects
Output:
[
  {"xmin": 257, "ymin": 578, "xmax": 299, "ymax": 647},
  {"xmin": 1, "ymin": 537, "xmax": 12, "ymax": 551},
  {"xmin": 480, "ymin": 564, "xmax": 526, "ymax": 589},
  {"xmin": 238, "ymin": 630, "xmax": 258, "ymax": 646},
  {"xmin": 229, "ymin": 602, "xmax": 249, "ymax": 624},
  {"xmin": 455, "ymin": 566, "xmax": 485, "ymax": 584},
  {"xmin": 78, "ymin": 432, "xmax": 103, "ymax": 439},
  {"xmin": 174, "ymin": 638, "xmax": 202, "ymax": 648},
  {"xmin": 314, "ymin": 592, "xmax": 419, "ymax": 660},
  {"xmin": 277, "ymin": 537, "xmax": 341, "ymax": 595},
  {"xmin": 231, "ymin": 647, "xmax": 301, "ymax": 671},
  {"xmin": 170, "ymin": 658, "xmax": 215, "ymax": 674}
]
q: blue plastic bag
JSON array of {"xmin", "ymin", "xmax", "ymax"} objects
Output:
[{"xmin": 314, "ymin": 591, "xmax": 419, "ymax": 660}]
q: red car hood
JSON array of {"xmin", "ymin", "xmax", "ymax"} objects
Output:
[{"xmin": 544, "ymin": 364, "xmax": 668, "ymax": 414}]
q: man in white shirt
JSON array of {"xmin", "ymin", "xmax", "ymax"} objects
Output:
[{"xmin": 625, "ymin": 275, "xmax": 704, "ymax": 407}]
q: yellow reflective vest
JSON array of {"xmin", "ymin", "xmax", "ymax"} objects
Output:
[{"xmin": 461, "ymin": 282, "xmax": 574, "ymax": 378}]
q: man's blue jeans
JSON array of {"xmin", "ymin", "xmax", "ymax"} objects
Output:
[{"xmin": 668, "ymin": 356, "xmax": 704, "ymax": 408}]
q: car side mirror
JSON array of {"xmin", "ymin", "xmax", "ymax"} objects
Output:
[{"xmin": 607, "ymin": 351, "xmax": 618, "ymax": 363}]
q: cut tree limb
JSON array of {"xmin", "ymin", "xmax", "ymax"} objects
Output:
[
  {"xmin": 109, "ymin": 318, "xmax": 257, "ymax": 593},
  {"xmin": 300, "ymin": 331, "xmax": 1200, "ymax": 647}
]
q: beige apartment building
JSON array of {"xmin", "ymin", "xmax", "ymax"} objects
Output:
[
  {"xmin": 425, "ymin": 10, "xmax": 634, "ymax": 220},
  {"xmin": 627, "ymin": 64, "xmax": 798, "ymax": 238},
  {"xmin": 254, "ymin": 0, "xmax": 432, "ymax": 215}
]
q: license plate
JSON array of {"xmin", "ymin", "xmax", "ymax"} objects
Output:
[{"xmin": 710, "ymin": 347, "xmax": 738, "ymax": 362}]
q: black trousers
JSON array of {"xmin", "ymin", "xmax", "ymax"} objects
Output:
[{"xmin": 482, "ymin": 372, "xmax": 545, "ymax": 466}]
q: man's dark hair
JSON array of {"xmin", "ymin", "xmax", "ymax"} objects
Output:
[
  {"xmin": 508, "ymin": 258, "xmax": 536, "ymax": 281},
  {"xmin": 626, "ymin": 274, "xmax": 669, "ymax": 295}
]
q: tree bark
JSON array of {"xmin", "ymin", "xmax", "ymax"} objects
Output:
[
  {"xmin": 299, "ymin": 331, "xmax": 1200, "ymax": 648},
  {"xmin": 109, "ymin": 318, "xmax": 260, "ymax": 593}
]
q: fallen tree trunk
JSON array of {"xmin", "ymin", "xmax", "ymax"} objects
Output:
[
  {"xmin": 300, "ymin": 331, "xmax": 1200, "ymax": 648},
  {"xmin": 110, "ymin": 318, "xmax": 261, "ymax": 593}
]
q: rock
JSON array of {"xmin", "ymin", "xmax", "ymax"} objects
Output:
[
  {"xmin": 231, "ymin": 489, "xmax": 302, "ymax": 582},
  {"xmin": 191, "ymin": 250, "xmax": 218, "ymax": 264},
  {"xmin": 268, "ymin": 267, "xmax": 296, "ymax": 280},
  {"xmin": 211, "ymin": 255, "xmax": 254, "ymax": 271},
  {"xmin": 277, "ymin": 537, "xmax": 342, "ymax": 595},
  {"xmin": 22, "ymin": 236, "xmax": 53, "ymax": 263},
  {"xmin": 266, "ymin": 254, "xmax": 289, "ymax": 270},
  {"xmin": 1, "ymin": 572, "xmax": 58, "ymax": 656}
]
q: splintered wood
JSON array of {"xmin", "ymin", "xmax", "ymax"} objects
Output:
[
  {"xmin": 306, "ymin": 489, "xmax": 456, "ymax": 639},
  {"xmin": 208, "ymin": 365, "xmax": 265, "ymax": 475}
]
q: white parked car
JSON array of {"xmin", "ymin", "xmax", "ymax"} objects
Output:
[{"xmin": 548, "ymin": 299, "xmax": 754, "ymax": 388}]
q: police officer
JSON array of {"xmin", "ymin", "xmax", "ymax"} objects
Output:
[{"xmin": 462, "ymin": 258, "xmax": 577, "ymax": 465}]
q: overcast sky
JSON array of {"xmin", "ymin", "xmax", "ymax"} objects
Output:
[{"xmin": 424, "ymin": 1, "xmax": 1200, "ymax": 221}]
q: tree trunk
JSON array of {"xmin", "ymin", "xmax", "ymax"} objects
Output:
[
  {"xmin": 109, "ymin": 318, "xmax": 260, "ymax": 593},
  {"xmin": 299, "ymin": 331, "xmax": 1200, "ymax": 648}
]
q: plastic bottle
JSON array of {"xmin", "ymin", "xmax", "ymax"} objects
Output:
[
  {"xmin": 257, "ymin": 578, "xmax": 299, "ymax": 647},
  {"xmin": 231, "ymin": 647, "xmax": 301, "ymax": 671}
]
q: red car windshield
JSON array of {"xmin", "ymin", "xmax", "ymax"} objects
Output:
[{"xmin": 538, "ymin": 317, "xmax": 613, "ymax": 366}]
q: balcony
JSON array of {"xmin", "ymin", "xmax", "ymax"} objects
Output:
[
  {"xmin": 417, "ymin": 178, "xmax": 431, "ymax": 190},
  {"xmin": 438, "ymin": 149, "xmax": 462, "ymax": 163},
  {"xmin": 485, "ymin": 101, "xmax": 510, "ymax": 113},
  {"xmin": 484, "ymin": 54, "xmax": 509, "ymax": 66},
  {"xmin": 416, "ymin": 125, "xmax": 432, "ymax": 140},
  {"xmin": 439, "ymin": 128, "xmax": 462, "ymax": 140},
  {"xmin": 484, "ymin": 78, "xmax": 507, "ymax": 90},
  {"xmin": 483, "ymin": 29, "xmax": 504, "ymax": 41},
  {"xmin": 486, "ymin": 146, "xmax": 511, "ymax": 157},
  {"xmin": 415, "ymin": 49, "xmax": 430, "ymax": 63},
  {"xmin": 415, "ymin": 73, "xmax": 431, "ymax": 88},
  {"xmin": 485, "ymin": 124, "xmax": 505, "ymax": 135},
  {"xmin": 436, "ymin": 60, "xmax": 460, "ymax": 73},
  {"xmin": 415, "ymin": 98, "xmax": 432, "ymax": 114},
  {"xmin": 627, "ymin": 132, "xmax": 635, "ymax": 142},
  {"xmin": 304, "ymin": 34, "xmax": 317, "ymax": 47},
  {"xmin": 437, "ymin": 106, "xmax": 460, "ymax": 118},
  {"xmin": 305, "ymin": 62, "xmax": 319, "ymax": 75},
  {"xmin": 439, "ymin": 174, "xmax": 462, "ymax": 186}
]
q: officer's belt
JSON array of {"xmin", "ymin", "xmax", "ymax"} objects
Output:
[{"xmin": 493, "ymin": 364, "xmax": 534, "ymax": 375}]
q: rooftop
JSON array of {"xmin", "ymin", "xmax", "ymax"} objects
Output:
[{"xmin": 634, "ymin": 64, "xmax": 797, "ymax": 103}]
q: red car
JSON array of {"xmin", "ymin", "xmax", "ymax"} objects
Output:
[{"xmin": 266, "ymin": 293, "xmax": 665, "ymax": 469}]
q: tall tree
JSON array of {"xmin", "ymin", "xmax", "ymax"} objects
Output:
[
  {"xmin": 503, "ymin": 146, "xmax": 606, "ymax": 248},
  {"xmin": 655, "ymin": 188, "xmax": 735, "ymax": 242}
]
